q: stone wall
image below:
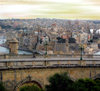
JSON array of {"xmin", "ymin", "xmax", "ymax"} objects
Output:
[{"xmin": 1, "ymin": 67, "xmax": 100, "ymax": 91}]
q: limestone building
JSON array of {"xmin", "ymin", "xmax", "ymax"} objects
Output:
[{"xmin": 9, "ymin": 38, "xmax": 19, "ymax": 55}]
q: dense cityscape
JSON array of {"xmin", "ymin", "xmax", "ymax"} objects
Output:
[
  {"xmin": 0, "ymin": 18, "xmax": 100, "ymax": 91},
  {"xmin": 0, "ymin": 19, "xmax": 100, "ymax": 55}
]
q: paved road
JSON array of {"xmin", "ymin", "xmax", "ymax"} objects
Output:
[
  {"xmin": 0, "ymin": 57, "xmax": 100, "ymax": 69},
  {"xmin": 0, "ymin": 57, "xmax": 100, "ymax": 62}
]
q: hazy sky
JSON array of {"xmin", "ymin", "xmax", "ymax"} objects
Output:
[{"xmin": 0, "ymin": 0, "xmax": 100, "ymax": 19}]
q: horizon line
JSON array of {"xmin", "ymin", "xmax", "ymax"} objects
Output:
[{"xmin": 0, "ymin": 18, "xmax": 100, "ymax": 21}]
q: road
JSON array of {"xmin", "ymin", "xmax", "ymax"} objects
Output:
[{"xmin": 0, "ymin": 57, "xmax": 100, "ymax": 62}]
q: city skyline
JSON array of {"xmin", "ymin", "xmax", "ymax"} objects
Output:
[{"xmin": 0, "ymin": 0, "xmax": 100, "ymax": 20}]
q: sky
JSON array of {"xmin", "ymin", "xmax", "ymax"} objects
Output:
[{"xmin": 0, "ymin": 0, "xmax": 100, "ymax": 20}]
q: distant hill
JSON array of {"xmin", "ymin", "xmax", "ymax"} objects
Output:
[
  {"xmin": 87, "ymin": 20, "xmax": 100, "ymax": 24},
  {"xmin": 93, "ymin": 21, "xmax": 100, "ymax": 24}
]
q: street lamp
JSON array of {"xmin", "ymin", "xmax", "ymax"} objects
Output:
[
  {"xmin": 44, "ymin": 36, "xmax": 49, "ymax": 57},
  {"xmin": 45, "ymin": 41, "xmax": 48, "ymax": 56},
  {"xmin": 80, "ymin": 44, "xmax": 84, "ymax": 60}
]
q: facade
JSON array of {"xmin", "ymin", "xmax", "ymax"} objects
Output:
[{"xmin": 54, "ymin": 42, "xmax": 67, "ymax": 54}]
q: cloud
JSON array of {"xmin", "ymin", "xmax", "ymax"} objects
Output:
[{"xmin": 0, "ymin": 0, "xmax": 100, "ymax": 19}]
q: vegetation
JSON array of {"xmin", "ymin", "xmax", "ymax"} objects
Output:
[
  {"xmin": 20, "ymin": 84, "xmax": 44, "ymax": 91},
  {"xmin": 0, "ymin": 82, "xmax": 6, "ymax": 91},
  {"xmin": 73, "ymin": 79, "xmax": 100, "ymax": 91},
  {"xmin": 46, "ymin": 72, "xmax": 100, "ymax": 91}
]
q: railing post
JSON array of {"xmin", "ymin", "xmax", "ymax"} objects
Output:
[
  {"xmin": 44, "ymin": 60, "xmax": 48, "ymax": 66},
  {"xmin": 5, "ymin": 62, "xmax": 8, "ymax": 67},
  {"xmin": 44, "ymin": 61, "xmax": 46, "ymax": 66},
  {"xmin": 0, "ymin": 72, "xmax": 2, "ymax": 82}
]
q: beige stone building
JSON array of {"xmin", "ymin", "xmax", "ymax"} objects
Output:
[{"xmin": 9, "ymin": 38, "xmax": 19, "ymax": 55}]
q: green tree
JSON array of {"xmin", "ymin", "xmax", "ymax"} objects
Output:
[
  {"xmin": 73, "ymin": 79, "xmax": 93, "ymax": 91},
  {"xmin": 20, "ymin": 84, "xmax": 44, "ymax": 91},
  {"xmin": 46, "ymin": 73, "xmax": 74, "ymax": 91},
  {"xmin": 45, "ymin": 72, "xmax": 100, "ymax": 91},
  {"xmin": 93, "ymin": 79, "xmax": 100, "ymax": 91},
  {"xmin": 0, "ymin": 82, "xmax": 6, "ymax": 91},
  {"xmin": 74, "ymin": 78, "xmax": 100, "ymax": 91}
]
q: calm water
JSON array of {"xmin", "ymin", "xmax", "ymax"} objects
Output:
[{"xmin": 0, "ymin": 39, "xmax": 32, "ymax": 54}]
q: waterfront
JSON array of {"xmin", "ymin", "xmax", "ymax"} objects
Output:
[
  {"xmin": 0, "ymin": 38, "xmax": 100, "ymax": 55},
  {"xmin": 0, "ymin": 38, "xmax": 32, "ymax": 54}
]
